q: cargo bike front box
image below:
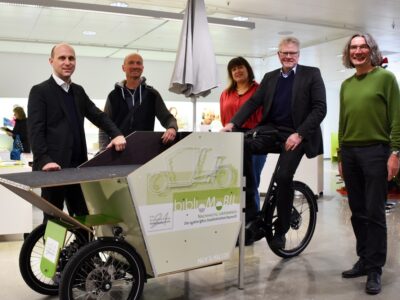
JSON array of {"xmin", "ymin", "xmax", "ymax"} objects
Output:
[{"xmin": 0, "ymin": 132, "xmax": 245, "ymax": 299}]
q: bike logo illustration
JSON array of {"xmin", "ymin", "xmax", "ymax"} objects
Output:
[{"xmin": 148, "ymin": 147, "xmax": 238, "ymax": 195}]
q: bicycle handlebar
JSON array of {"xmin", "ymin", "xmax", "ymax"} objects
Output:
[{"xmin": 245, "ymin": 129, "xmax": 279, "ymax": 139}]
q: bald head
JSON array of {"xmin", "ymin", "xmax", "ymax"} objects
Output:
[
  {"xmin": 124, "ymin": 53, "xmax": 143, "ymax": 65},
  {"xmin": 122, "ymin": 53, "xmax": 144, "ymax": 81},
  {"xmin": 49, "ymin": 43, "xmax": 76, "ymax": 82},
  {"xmin": 51, "ymin": 43, "xmax": 75, "ymax": 58}
]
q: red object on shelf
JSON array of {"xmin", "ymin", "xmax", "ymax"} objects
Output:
[{"xmin": 336, "ymin": 187, "xmax": 347, "ymax": 196}]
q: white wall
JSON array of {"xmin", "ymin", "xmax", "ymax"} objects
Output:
[
  {"xmin": 0, "ymin": 52, "xmax": 228, "ymax": 101},
  {"xmin": 2, "ymin": 46, "xmax": 400, "ymax": 157},
  {"xmin": 0, "ymin": 50, "xmax": 338, "ymax": 157},
  {"xmin": 0, "ymin": 52, "xmax": 229, "ymax": 151}
]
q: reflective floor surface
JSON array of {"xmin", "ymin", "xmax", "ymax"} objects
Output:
[{"xmin": 1, "ymin": 161, "xmax": 400, "ymax": 300}]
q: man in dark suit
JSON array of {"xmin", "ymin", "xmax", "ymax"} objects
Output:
[
  {"xmin": 28, "ymin": 43, "xmax": 126, "ymax": 220},
  {"xmin": 222, "ymin": 37, "xmax": 326, "ymax": 248}
]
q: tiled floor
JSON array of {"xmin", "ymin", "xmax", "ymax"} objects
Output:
[{"xmin": 1, "ymin": 161, "xmax": 400, "ymax": 299}]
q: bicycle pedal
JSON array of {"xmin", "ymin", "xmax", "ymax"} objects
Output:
[{"xmin": 245, "ymin": 218, "xmax": 266, "ymax": 241}]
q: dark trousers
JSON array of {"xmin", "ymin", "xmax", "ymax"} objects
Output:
[
  {"xmin": 252, "ymin": 154, "xmax": 267, "ymax": 211},
  {"xmin": 341, "ymin": 144, "xmax": 389, "ymax": 274},
  {"xmin": 244, "ymin": 125, "xmax": 304, "ymax": 234},
  {"xmin": 41, "ymin": 184, "xmax": 88, "ymax": 222}
]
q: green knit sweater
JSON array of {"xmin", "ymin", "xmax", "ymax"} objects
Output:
[{"xmin": 338, "ymin": 67, "xmax": 400, "ymax": 153}]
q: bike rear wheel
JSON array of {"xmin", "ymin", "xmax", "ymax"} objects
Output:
[{"xmin": 265, "ymin": 181, "xmax": 317, "ymax": 258}]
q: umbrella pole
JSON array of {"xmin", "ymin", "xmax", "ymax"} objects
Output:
[{"xmin": 191, "ymin": 96, "xmax": 197, "ymax": 132}]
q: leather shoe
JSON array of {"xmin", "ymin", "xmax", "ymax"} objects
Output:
[
  {"xmin": 342, "ymin": 260, "xmax": 367, "ymax": 278},
  {"xmin": 365, "ymin": 272, "xmax": 381, "ymax": 295},
  {"xmin": 235, "ymin": 236, "xmax": 254, "ymax": 247},
  {"xmin": 269, "ymin": 234, "xmax": 286, "ymax": 250},
  {"xmin": 245, "ymin": 238, "xmax": 254, "ymax": 246}
]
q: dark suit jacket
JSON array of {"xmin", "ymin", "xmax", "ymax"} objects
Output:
[
  {"xmin": 231, "ymin": 64, "xmax": 327, "ymax": 158},
  {"xmin": 28, "ymin": 76, "xmax": 122, "ymax": 171}
]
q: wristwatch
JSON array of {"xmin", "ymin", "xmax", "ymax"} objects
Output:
[{"xmin": 391, "ymin": 150, "xmax": 400, "ymax": 158}]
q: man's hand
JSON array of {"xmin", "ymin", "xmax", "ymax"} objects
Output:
[
  {"xmin": 161, "ymin": 128, "xmax": 176, "ymax": 144},
  {"xmin": 338, "ymin": 161, "xmax": 344, "ymax": 179},
  {"xmin": 285, "ymin": 133, "xmax": 303, "ymax": 151},
  {"xmin": 387, "ymin": 154, "xmax": 400, "ymax": 181},
  {"xmin": 220, "ymin": 123, "xmax": 235, "ymax": 132},
  {"xmin": 42, "ymin": 162, "xmax": 61, "ymax": 171},
  {"xmin": 106, "ymin": 135, "xmax": 126, "ymax": 151}
]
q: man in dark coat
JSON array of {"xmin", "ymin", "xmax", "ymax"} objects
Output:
[
  {"xmin": 28, "ymin": 43, "xmax": 126, "ymax": 220},
  {"xmin": 222, "ymin": 37, "xmax": 326, "ymax": 248},
  {"xmin": 99, "ymin": 53, "xmax": 177, "ymax": 150}
]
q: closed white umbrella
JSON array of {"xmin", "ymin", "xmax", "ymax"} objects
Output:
[{"xmin": 169, "ymin": 0, "xmax": 219, "ymax": 130}]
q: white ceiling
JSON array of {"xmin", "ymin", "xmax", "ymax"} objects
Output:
[{"xmin": 0, "ymin": 0, "xmax": 400, "ymax": 64}]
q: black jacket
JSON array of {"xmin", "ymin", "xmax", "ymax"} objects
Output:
[
  {"xmin": 28, "ymin": 76, "xmax": 122, "ymax": 171},
  {"xmin": 99, "ymin": 78, "xmax": 177, "ymax": 150},
  {"xmin": 231, "ymin": 65, "xmax": 327, "ymax": 158}
]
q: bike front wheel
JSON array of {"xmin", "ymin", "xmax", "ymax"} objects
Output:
[
  {"xmin": 265, "ymin": 181, "xmax": 317, "ymax": 258},
  {"xmin": 59, "ymin": 239, "xmax": 145, "ymax": 300},
  {"xmin": 19, "ymin": 223, "xmax": 87, "ymax": 295}
]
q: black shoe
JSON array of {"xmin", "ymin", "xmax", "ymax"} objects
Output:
[
  {"xmin": 235, "ymin": 238, "xmax": 254, "ymax": 247},
  {"xmin": 235, "ymin": 233, "xmax": 255, "ymax": 247},
  {"xmin": 245, "ymin": 238, "xmax": 254, "ymax": 246},
  {"xmin": 365, "ymin": 272, "xmax": 381, "ymax": 295},
  {"xmin": 342, "ymin": 260, "xmax": 367, "ymax": 278},
  {"xmin": 269, "ymin": 234, "xmax": 286, "ymax": 250}
]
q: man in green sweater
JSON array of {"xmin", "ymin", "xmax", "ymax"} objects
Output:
[{"xmin": 338, "ymin": 33, "xmax": 400, "ymax": 295}]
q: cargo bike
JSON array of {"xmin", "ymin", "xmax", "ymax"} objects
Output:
[{"xmin": 0, "ymin": 132, "xmax": 317, "ymax": 299}]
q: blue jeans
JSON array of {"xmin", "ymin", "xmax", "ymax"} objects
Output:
[{"xmin": 252, "ymin": 154, "xmax": 267, "ymax": 211}]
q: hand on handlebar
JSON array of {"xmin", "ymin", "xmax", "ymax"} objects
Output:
[{"xmin": 338, "ymin": 161, "xmax": 344, "ymax": 179}]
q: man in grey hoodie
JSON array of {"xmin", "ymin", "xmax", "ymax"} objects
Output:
[{"xmin": 99, "ymin": 53, "xmax": 178, "ymax": 150}]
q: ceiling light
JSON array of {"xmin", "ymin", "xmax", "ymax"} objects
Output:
[
  {"xmin": 0, "ymin": 0, "xmax": 255, "ymax": 30},
  {"xmin": 110, "ymin": 2, "xmax": 128, "ymax": 8},
  {"xmin": 0, "ymin": 1, "xmax": 38, "ymax": 7},
  {"xmin": 82, "ymin": 30, "xmax": 96, "ymax": 36},
  {"xmin": 233, "ymin": 16, "xmax": 248, "ymax": 22},
  {"xmin": 278, "ymin": 30, "xmax": 294, "ymax": 35}
]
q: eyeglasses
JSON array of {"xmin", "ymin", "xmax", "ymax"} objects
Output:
[
  {"xmin": 278, "ymin": 51, "xmax": 299, "ymax": 57},
  {"xmin": 349, "ymin": 44, "xmax": 369, "ymax": 51}
]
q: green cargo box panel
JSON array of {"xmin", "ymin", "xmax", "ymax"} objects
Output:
[{"xmin": 0, "ymin": 165, "xmax": 139, "ymax": 230}]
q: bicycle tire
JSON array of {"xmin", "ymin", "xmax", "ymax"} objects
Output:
[
  {"xmin": 265, "ymin": 181, "xmax": 317, "ymax": 258},
  {"xmin": 19, "ymin": 223, "xmax": 87, "ymax": 295},
  {"xmin": 59, "ymin": 239, "xmax": 145, "ymax": 300}
]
